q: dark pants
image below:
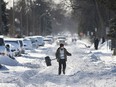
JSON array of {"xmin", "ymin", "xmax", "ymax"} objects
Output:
[
  {"xmin": 58, "ymin": 59, "xmax": 66, "ymax": 75},
  {"xmin": 94, "ymin": 43, "xmax": 99, "ymax": 50}
]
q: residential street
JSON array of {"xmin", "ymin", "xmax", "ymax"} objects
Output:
[{"xmin": 0, "ymin": 38, "xmax": 116, "ymax": 87}]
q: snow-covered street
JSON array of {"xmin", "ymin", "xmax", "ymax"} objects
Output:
[
  {"xmin": 0, "ymin": 39, "xmax": 116, "ymax": 87},
  {"xmin": 1, "ymin": 0, "xmax": 116, "ymax": 86}
]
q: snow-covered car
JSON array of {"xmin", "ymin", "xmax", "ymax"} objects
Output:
[
  {"xmin": 5, "ymin": 43, "xmax": 15, "ymax": 59},
  {"xmin": 23, "ymin": 38, "xmax": 33, "ymax": 50},
  {"xmin": 33, "ymin": 36, "xmax": 45, "ymax": 46},
  {"xmin": 44, "ymin": 37, "xmax": 53, "ymax": 44},
  {"xmin": 5, "ymin": 41, "xmax": 20, "ymax": 56},
  {"xmin": 16, "ymin": 38, "xmax": 25, "ymax": 54},
  {"xmin": 57, "ymin": 36, "xmax": 67, "ymax": 40},
  {"xmin": 46, "ymin": 35, "xmax": 54, "ymax": 43},
  {"xmin": 0, "ymin": 36, "xmax": 7, "ymax": 56},
  {"xmin": 56, "ymin": 36, "xmax": 67, "ymax": 45},
  {"xmin": 25, "ymin": 36, "xmax": 39, "ymax": 48},
  {"xmin": 56, "ymin": 39, "xmax": 67, "ymax": 45},
  {"xmin": 4, "ymin": 38, "xmax": 24, "ymax": 56}
]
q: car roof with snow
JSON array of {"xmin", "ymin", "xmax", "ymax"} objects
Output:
[
  {"xmin": 44, "ymin": 37, "xmax": 52, "ymax": 40},
  {"xmin": 32, "ymin": 35, "xmax": 43, "ymax": 37},
  {"xmin": 0, "ymin": 35, "xmax": 4, "ymax": 38},
  {"xmin": 4, "ymin": 38, "xmax": 23, "ymax": 41}
]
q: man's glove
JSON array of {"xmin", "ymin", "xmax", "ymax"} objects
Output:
[
  {"xmin": 68, "ymin": 53, "xmax": 72, "ymax": 56},
  {"xmin": 65, "ymin": 59, "xmax": 67, "ymax": 62}
]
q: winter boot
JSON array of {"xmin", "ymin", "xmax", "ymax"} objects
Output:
[{"xmin": 63, "ymin": 70, "xmax": 65, "ymax": 74}]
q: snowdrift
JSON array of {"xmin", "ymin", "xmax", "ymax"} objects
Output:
[{"xmin": 0, "ymin": 56, "xmax": 20, "ymax": 66}]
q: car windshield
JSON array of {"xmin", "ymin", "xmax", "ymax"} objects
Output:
[
  {"xmin": 44, "ymin": 39, "xmax": 51, "ymax": 41},
  {"xmin": 37, "ymin": 37, "xmax": 43, "ymax": 42},
  {"xmin": 5, "ymin": 41, "xmax": 20, "ymax": 48},
  {"xmin": 58, "ymin": 37, "xmax": 66, "ymax": 40},
  {"xmin": 29, "ymin": 38, "xmax": 37, "ymax": 43},
  {"xmin": 5, "ymin": 41, "xmax": 19, "ymax": 44},
  {"xmin": 0, "ymin": 38, "xmax": 5, "ymax": 46}
]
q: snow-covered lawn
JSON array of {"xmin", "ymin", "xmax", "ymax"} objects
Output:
[{"xmin": 0, "ymin": 39, "xmax": 116, "ymax": 87}]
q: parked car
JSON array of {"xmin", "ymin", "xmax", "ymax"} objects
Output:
[
  {"xmin": 44, "ymin": 37, "xmax": 53, "ymax": 44},
  {"xmin": 23, "ymin": 38, "xmax": 33, "ymax": 50},
  {"xmin": 4, "ymin": 38, "xmax": 24, "ymax": 56},
  {"xmin": 25, "ymin": 36, "xmax": 39, "ymax": 48},
  {"xmin": 33, "ymin": 36, "xmax": 45, "ymax": 46},
  {"xmin": 0, "ymin": 36, "xmax": 7, "ymax": 56},
  {"xmin": 46, "ymin": 35, "xmax": 54, "ymax": 43},
  {"xmin": 16, "ymin": 38, "xmax": 25, "ymax": 54},
  {"xmin": 5, "ymin": 43, "xmax": 15, "ymax": 59}
]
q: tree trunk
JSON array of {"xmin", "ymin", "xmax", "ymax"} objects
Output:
[
  {"xmin": 112, "ymin": 38, "xmax": 116, "ymax": 55},
  {"xmin": 0, "ymin": 0, "xmax": 1, "ymax": 34},
  {"xmin": 113, "ymin": 48, "xmax": 116, "ymax": 55}
]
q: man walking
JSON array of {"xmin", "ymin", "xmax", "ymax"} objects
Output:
[
  {"xmin": 55, "ymin": 43, "xmax": 71, "ymax": 75},
  {"xmin": 94, "ymin": 37, "xmax": 99, "ymax": 50}
]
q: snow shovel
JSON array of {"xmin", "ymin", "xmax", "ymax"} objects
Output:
[{"xmin": 45, "ymin": 56, "xmax": 51, "ymax": 66}]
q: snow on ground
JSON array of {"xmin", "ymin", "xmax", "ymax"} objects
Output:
[
  {"xmin": 0, "ymin": 38, "xmax": 116, "ymax": 87},
  {"xmin": 0, "ymin": 56, "xmax": 20, "ymax": 66}
]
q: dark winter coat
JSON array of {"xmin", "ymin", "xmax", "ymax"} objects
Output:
[
  {"xmin": 94, "ymin": 38, "xmax": 99, "ymax": 46},
  {"xmin": 55, "ymin": 47, "xmax": 71, "ymax": 62}
]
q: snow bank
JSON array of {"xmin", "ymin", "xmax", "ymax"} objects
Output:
[
  {"xmin": 0, "ymin": 83, "xmax": 19, "ymax": 87},
  {"xmin": 90, "ymin": 40, "xmax": 112, "ymax": 51},
  {"xmin": 90, "ymin": 53, "xmax": 101, "ymax": 62},
  {"xmin": 76, "ymin": 40, "xmax": 91, "ymax": 48},
  {"xmin": 0, "ymin": 56, "xmax": 20, "ymax": 66},
  {"xmin": 99, "ymin": 40, "xmax": 111, "ymax": 51},
  {"xmin": 90, "ymin": 40, "xmax": 116, "ymax": 67}
]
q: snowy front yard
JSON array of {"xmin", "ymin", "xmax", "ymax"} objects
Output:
[{"xmin": 0, "ymin": 40, "xmax": 116, "ymax": 87}]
